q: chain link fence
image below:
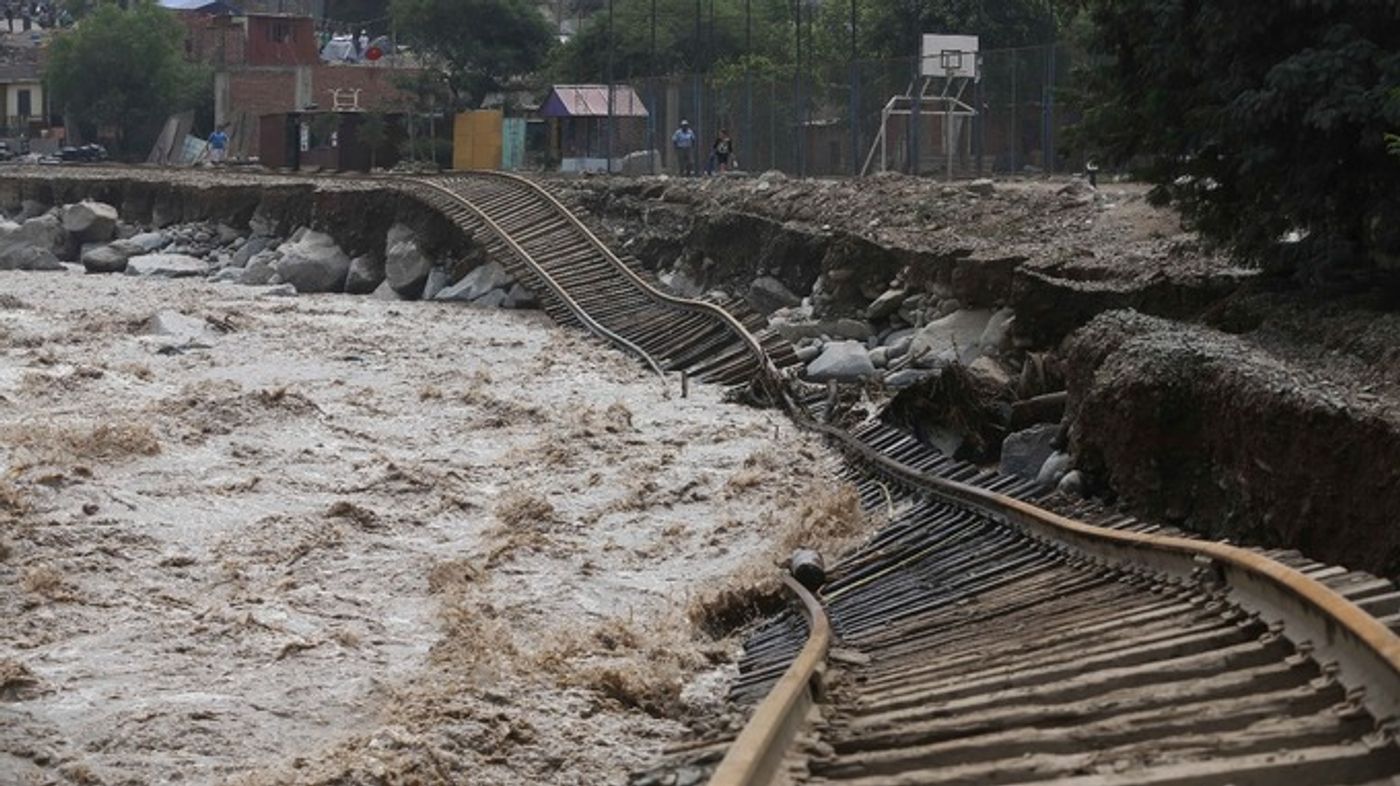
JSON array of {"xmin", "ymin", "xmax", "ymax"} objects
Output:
[{"xmin": 572, "ymin": 43, "xmax": 1079, "ymax": 178}]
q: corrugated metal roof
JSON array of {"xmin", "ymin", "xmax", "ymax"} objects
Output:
[{"xmin": 539, "ymin": 84, "xmax": 649, "ymax": 118}]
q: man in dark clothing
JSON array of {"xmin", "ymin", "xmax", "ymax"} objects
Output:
[{"xmin": 5, "ymin": 5, "xmax": 14, "ymax": 33}]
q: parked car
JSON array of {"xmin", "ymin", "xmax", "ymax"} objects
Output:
[{"xmin": 58, "ymin": 144, "xmax": 107, "ymax": 162}]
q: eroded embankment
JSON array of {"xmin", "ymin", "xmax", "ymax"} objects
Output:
[
  {"xmin": 563, "ymin": 173, "xmax": 1400, "ymax": 577},
  {"xmin": 0, "ymin": 168, "xmax": 478, "ymax": 284}
]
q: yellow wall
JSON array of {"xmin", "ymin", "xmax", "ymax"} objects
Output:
[
  {"xmin": 452, "ymin": 110, "xmax": 502, "ymax": 170},
  {"xmin": 4, "ymin": 82, "xmax": 41, "ymax": 121}
]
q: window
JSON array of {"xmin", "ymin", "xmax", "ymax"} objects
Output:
[
  {"xmin": 268, "ymin": 21, "xmax": 294, "ymax": 43},
  {"xmin": 17, "ymin": 89, "xmax": 31, "ymax": 119}
]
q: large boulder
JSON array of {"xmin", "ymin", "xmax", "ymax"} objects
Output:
[
  {"xmin": 866, "ymin": 287, "xmax": 908, "ymax": 320},
  {"xmin": 436, "ymin": 261, "xmax": 514, "ymax": 302},
  {"xmin": 907, "ymin": 309, "xmax": 994, "ymax": 368},
  {"xmin": 61, "ymin": 201, "xmax": 119, "ymax": 244},
  {"xmin": 345, "ymin": 255, "xmax": 385, "ymax": 295},
  {"xmin": 0, "ymin": 244, "xmax": 63, "ymax": 271},
  {"xmin": 747, "ymin": 276, "xmax": 802, "ymax": 315},
  {"xmin": 423, "ymin": 266, "xmax": 451, "ymax": 300},
  {"xmin": 13, "ymin": 214, "xmax": 69, "ymax": 259},
  {"xmin": 230, "ymin": 235, "xmax": 274, "ymax": 268},
  {"xmin": 273, "ymin": 230, "xmax": 351, "ymax": 293},
  {"xmin": 127, "ymin": 231, "xmax": 170, "ymax": 254},
  {"xmin": 999, "ymin": 423, "xmax": 1060, "ymax": 481},
  {"xmin": 81, "ymin": 239, "xmax": 144, "ymax": 274},
  {"xmin": 125, "ymin": 253, "xmax": 207, "ymax": 278},
  {"xmin": 806, "ymin": 340, "xmax": 878, "ymax": 382},
  {"xmin": 384, "ymin": 223, "xmax": 433, "ymax": 297},
  {"xmin": 240, "ymin": 250, "xmax": 279, "ymax": 285}
]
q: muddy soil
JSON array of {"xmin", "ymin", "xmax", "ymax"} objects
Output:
[{"xmin": 0, "ymin": 271, "xmax": 843, "ymax": 786}]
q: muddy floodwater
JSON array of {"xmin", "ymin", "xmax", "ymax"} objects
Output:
[{"xmin": 0, "ymin": 272, "xmax": 845, "ymax": 785}]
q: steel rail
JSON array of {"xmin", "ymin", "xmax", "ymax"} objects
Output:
[
  {"xmin": 710, "ymin": 419, "xmax": 1400, "ymax": 785},
  {"xmin": 708, "ymin": 575, "xmax": 830, "ymax": 786},
  {"xmin": 399, "ymin": 177, "xmax": 670, "ymax": 387},
  {"xmin": 457, "ymin": 171, "xmax": 792, "ymax": 404},
  {"xmin": 808, "ymin": 417, "xmax": 1400, "ymax": 719}
]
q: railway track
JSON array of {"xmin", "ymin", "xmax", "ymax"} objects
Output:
[
  {"xmin": 396, "ymin": 172, "xmax": 798, "ymax": 397},
  {"xmin": 393, "ymin": 172, "xmax": 1400, "ymax": 785}
]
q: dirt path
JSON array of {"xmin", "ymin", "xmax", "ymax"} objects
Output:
[{"xmin": 0, "ymin": 272, "xmax": 844, "ymax": 785}]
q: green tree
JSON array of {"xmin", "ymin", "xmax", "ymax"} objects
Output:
[
  {"xmin": 391, "ymin": 0, "xmax": 553, "ymax": 108},
  {"xmin": 1067, "ymin": 0, "xmax": 1400, "ymax": 275},
  {"xmin": 46, "ymin": 1, "xmax": 210, "ymax": 157}
]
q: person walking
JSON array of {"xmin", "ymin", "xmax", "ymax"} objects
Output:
[
  {"xmin": 672, "ymin": 120, "xmax": 696, "ymax": 176},
  {"xmin": 207, "ymin": 126, "xmax": 229, "ymax": 165},
  {"xmin": 712, "ymin": 128, "xmax": 733, "ymax": 173}
]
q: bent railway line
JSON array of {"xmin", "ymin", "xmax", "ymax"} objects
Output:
[{"xmin": 396, "ymin": 172, "xmax": 1400, "ymax": 785}]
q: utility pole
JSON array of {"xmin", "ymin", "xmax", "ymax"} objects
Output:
[
  {"xmin": 649, "ymin": 0, "xmax": 658, "ymax": 172},
  {"xmin": 849, "ymin": 0, "xmax": 858, "ymax": 175},
  {"xmin": 745, "ymin": 0, "xmax": 752, "ymax": 170},
  {"xmin": 793, "ymin": 0, "xmax": 802, "ymax": 175},
  {"xmin": 606, "ymin": 0, "xmax": 615, "ymax": 172},
  {"xmin": 908, "ymin": 1, "xmax": 920, "ymax": 175},
  {"xmin": 694, "ymin": 0, "xmax": 702, "ymax": 157}
]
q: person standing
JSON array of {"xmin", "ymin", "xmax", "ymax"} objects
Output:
[
  {"xmin": 5, "ymin": 5, "xmax": 14, "ymax": 33},
  {"xmin": 672, "ymin": 119, "xmax": 696, "ymax": 176},
  {"xmin": 712, "ymin": 128, "xmax": 733, "ymax": 173},
  {"xmin": 207, "ymin": 126, "xmax": 229, "ymax": 164}
]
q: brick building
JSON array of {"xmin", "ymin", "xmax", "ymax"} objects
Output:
[{"xmin": 166, "ymin": 0, "xmax": 421, "ymax": 158}]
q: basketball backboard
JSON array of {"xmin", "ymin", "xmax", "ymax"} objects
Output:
[{"xmin": 920, "ymin": 34, "xmax": 979, "ymax": 79}]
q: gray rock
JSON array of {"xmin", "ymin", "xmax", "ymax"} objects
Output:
[
  {"xmin": 978, "ymin": 307, "xmax": 1016, "ymax": 357},
  {"xmin": 370, "ymin": 279, "xmax": 403, "ymax": 301},
  {"xmin": 658, "ymin": 268, "xmax": 704, "ymax": 297},
  {"xmin": 469, "ymin": 288, "xmax": 510, "ymax": 309},
  {"xmin": 966, "ymin": 178, "xmax": 996, "ymax": 196},
  {"xmin": 1037, "ymin": 451, "xmax": 1073, "ymax": 486},
  {"xmin": 865, "ymin": 288, "xmax": 907, "ymax": 320},
  {"xmin": 0, "ymin": 244, "xmax": 63, "ymax": 271},
  {"xmin": 14, "ymin": 214, "xmax": 69, "ymax": 258},
  {"xmin": 968, "ymin": 356, "xmax": 1013, "ymax": 389},
  {"xmin": 259, "ymin": 283, "xmax": 298, "ymax": 298},
  {"xmin": 215, "ymin": 224, "xmax": 243, "ymax": 245},
  {"xmin": 230, "ymin": 235, "xmax": 274, "ymax": 268},
  {"xmin": 81, "ymin": 240, "xmax": 144, "ymax": 274},
  {"xmin": 145, "ymin": 310, "xmax": 210, "ymax": 342},
  {"xmin": 345, "ymin": 255, "xmax": 385, "ymax": 295},
  {"xmin": 747, "ymin": 276, "xmax": 801, "ymax": 315},
  {"xmin": 794, "ymin": 344, "xmax": 821, "ymax": 363},
  {"xmin": 884, "ymin": 369, "xmax": 934, "ymax": 388},
  {"xmin": 423, "ymin": 266, "xmax": 451, "ymax": 300},
  {"xmin": 1000, "ymin": 424, "xmax": 1060, "ymax": 481},
  {"xmin": 128, "ymin": 231, "xmax": 170, "ymax": 253},
  {"xmin": 384, "ymin": 223, "xmax": 433, "ymax": 297},
  {"xmin": 868, "ymin": 346, "xmax": 889, "ymax": 369},
  {"xmin": 209, "ymin": 267, "xmax": 243, "ymax": 283},
  {"xmin": 239, "ymin": 251, "xmax": 279, "ymax": 285},
  {"xmin": 897, "ymin": 294, "xmax": 927, "ymax": 326},
  {"xmin": 806, "ymin": 340, "xmax": 877, "ymax": 382},
  {"xmin": 436, "ymin": 261, "xmax": 513, "ymax": 302},
  {"xmin": 60, "ymin": 201, "xmax": 119, "ymax": 244},
  {"xmin": 18, "ymin": 199, "xmax": 48, "ymax": 220},
  {"xmin": 114, "ymin": 222, "xmax": 139, "ymax": 240},
  {"xmin": 272, "ymin": 230, "xmax": 351, "ymax": 293},
  {"xmin": 125, "ymin": 253, "xmax": 207, "ymax": 278},
  {"xmin": 908, "ymin": 309, "xmax": 993, "ymax": 367},
  {"xmin": 884, "ymin": 328, "xmax": 916, "ymax": 359},
  {"xmin": 774, "ymin": 317, "xmax": 873, "ymax": 342},
  {"xmin": 501, "ymin": 283, "xmax": 537, "ymax": 309},
  {"xmin": 1057, "ymin": 470, "xmax": 1085, "ymax": 497}
]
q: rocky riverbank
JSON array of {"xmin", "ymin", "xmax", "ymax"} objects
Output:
[
  {"xmin": 557, "ymin": 171, "xmax": 1400, "ymax": 577},
  {"xmin": 0, "ymin": 167, "xmax": 535, "ymax": 308}
]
